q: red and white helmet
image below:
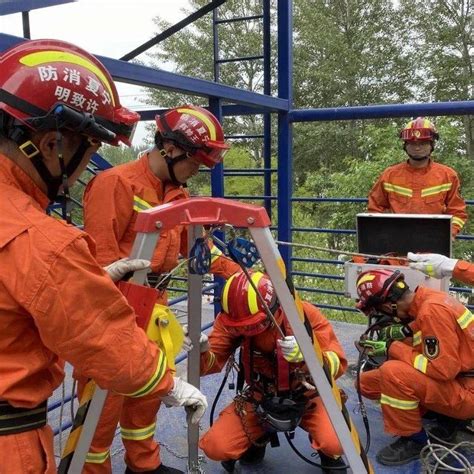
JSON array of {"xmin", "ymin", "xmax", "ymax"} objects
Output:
[
  {"xmin": 356, "ymin": 269, "xmax": 408, "ymax": 315},
  {"xmin": 400, "ymin": 117, "xmax": 439, "ymax": 142},
  {"xmin": 0, "ymin": 39, "xmax": 139, "ymax": 146},
  {"xmin": 219, "ymin": 271, "xmax": 277, "ymax": 337},
  {"xmin": 155, "ymin": 105, "xmax": 229, "ymax": 168}
]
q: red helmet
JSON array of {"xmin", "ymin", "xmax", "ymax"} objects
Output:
[
  {"xmin": 219, "ymin": 271, "xmax": 277, "ymax": 337},
  {"xmin": 155, "ymin": 105, "xmax": 229, "ymax": 168},
  {"xmin": 0, "ymin": 39, "xmax": 139, "ymax": 146},
  {"xmin": 400, "ymin": 117, "xmax": 439, "ymax": 142},
  {"xmin": 356, "ymin": 269, "xmax": 408, "ymax": 315}
]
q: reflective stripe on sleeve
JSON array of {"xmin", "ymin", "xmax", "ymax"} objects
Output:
[
  {"xmin": 452, "ymin": 216, "xmax": 465, "ymax": 229},
  {"xmin": 413, "ymin": 354, "xmax": 428, "ymax": 374},
  {"xmin": 380, "ymin": 394, "xmax": 419, "ymax": 410},
  {"xmin": 412, "ymin": 331, "xmax": 422, "ymax": 346},
  {"xmin": 457, "ymin": 309, "xmax": 473, "ymax": 330},
  {"xmin": 133, "ymin": 195, "xmax": 153, "ymax": 212},
  {"xmin": 324, "ymin": 351, "xmax": 340, "ymax": 378},
  {"xmin": 120, "ymin": 351, "xmax": 167, "ymax": 398}
]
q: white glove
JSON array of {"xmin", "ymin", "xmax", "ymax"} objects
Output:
[
  {"xmin": 160, "ymin": 377, "xmax": 208, "ymax": 424},
  {"xmin": 407, "ymin": 252, "xmax": 457, "ymax": 279},
  {"xmin": 104, "ymin": 258, "xmax": 151, "ymax": 282},
  {"xmin": 182, "ymin": 324, "xmax": 209, "ymax": 353},
  {"xmin": 277, "ymin": 335, "xmax": 304, "ymax": 363}
]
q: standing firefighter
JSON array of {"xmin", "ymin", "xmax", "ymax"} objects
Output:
[
  {"xmin": 368, "ymin": 117, "xmax": 467, "ymax": 237},
  {"xmin": 79, "ymin": 105, "xmax": 239, "ymax": 474},
  {"xmin": 355, "ymin": 269, "xmax": 474, "ymax": 466},
  {"xmin": 0, "ymin": 39, "xmax": 207, "ymax": 474},
  {"xmin": 185, "ymin": 271, "xmax": 348, "ymax": 474}
]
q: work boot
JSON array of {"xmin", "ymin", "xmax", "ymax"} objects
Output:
[
  {"xmin": 317, "ymin": 451, "xmax": 347, "ymax": 474},
  {"xmin": 125, "ymin": 464, "xmax": 184, "ymax": 474},
  {"xmin": 375, "ymin": 437, "xmax": 425, "ymax": 465},
  {"xmin": 220, "ymin": 459, "xmax": 236, "ymax": 472},
  {"xmin": 239, "ymin": 443, "xmax": 267, "ymax": 465},
  {"xmin": 428, "ymin": 414, "xmax": 463, "ymax": 444}
]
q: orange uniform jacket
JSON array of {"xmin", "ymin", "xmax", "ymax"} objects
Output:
[
  {"xmin": 453, "ymin": 260, "xmax": 474, "ymax": 286},
  {"xmin": 0, "ymin": 155, "xmax": 173, "ymax": 408},
  {"xmin": 389, "ymin": 286, "xmax": 474, "ymax": 381},
  {"xmin": 83, "ymin": 153, "xmax": 238, "ymax": 277},
  {"xmin": 200, "ymin": 301, "xmax": 347, "ymax": 384},
  {"xmin": 368, "ymin": 160, "xmax": 467, "ymax": 235}
]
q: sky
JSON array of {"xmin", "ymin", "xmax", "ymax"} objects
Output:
[{"xmin": 0, "ymin": 0, "xmax": 193, "ymax": 145}]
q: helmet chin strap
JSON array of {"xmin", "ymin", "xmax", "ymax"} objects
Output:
[
  {"xmin": 404, "ymin": 141, "xmax": 434, "ymax": 161},
  {"xmin": 154, "ymin": 133, "xmax": 189, "ymax": 186}
]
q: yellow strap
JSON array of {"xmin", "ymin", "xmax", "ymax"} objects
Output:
[{"xmin": 160, "ymin": 325, "xmax": 176, "ymax": 371}]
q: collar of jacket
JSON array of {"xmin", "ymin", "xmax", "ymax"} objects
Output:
[
  {"xmin": 407, "ymin": 285, "xmax": 429, "ymax": 319},
  {"xmin": 0, "ymin": 153, "xmax": 49, "ymax": 211},
  {"xmin": 404, "ymin": 158, "xmax": 433, "ymax": 173}
]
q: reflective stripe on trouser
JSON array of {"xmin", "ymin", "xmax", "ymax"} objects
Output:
[
  {"xmin": 199, "ymin": 397, "xmax": 343, "ymax": 461},
  {"xmin": 359, "ymin": 360, "xmax": 474, "ymax": 437},
  {"xmin": 77, "ymin": 378, "xmax": 162, "ymax": 474},
  {"xmin": 0, "ymin": 425, "xmax": 56, "ymax": 474}
]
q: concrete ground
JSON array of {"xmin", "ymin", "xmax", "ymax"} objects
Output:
[{"xmin": 48, "ymin": 302, "xmax": 473, "ymax": 473}]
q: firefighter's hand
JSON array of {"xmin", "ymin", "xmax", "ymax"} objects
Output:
[
  {"xmin": 277, "ymin": 336, "xmax": 304, "ymax": 363},
  {"xmin": 358, "ymin": 339, "xmax": 388, "ymax": 356},
  {"xmin": 182, "ymin": 325, "xmax": 209, "ymax": 353},
  {"xmin": 378, "ymin": 324, "xmax": 410, "ymax": 342},
  {"xmin": 104, "ymin": 258, "xmax": 151, "ymax": 282},
  {"xmin": 160, "ymin": 377, "xmax": 208, "ymax": 424},
  {"xmin": 407, "ymin": 252, "xmax": 457, "ymax": 279}
]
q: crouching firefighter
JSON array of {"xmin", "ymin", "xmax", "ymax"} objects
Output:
[
  {"xmin": 355, "ymin": 269, "xmax": 474, "ymax": 466},
  {"xmin": 183, "ymin": 270, "xmax": 348, "ymax": 473}
]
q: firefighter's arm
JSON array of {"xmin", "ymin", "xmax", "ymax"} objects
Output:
[
  {"xmin": 83, "ymin": 174, "xmax": 135, "ymax": 266},
  {"xmin": 453, "ymin": 260, "xmax": 474, "ymax": 286},
  {"xmin": 200, "ymin": 315, "xmax": 240, "ymax": 376},
  {"xmin": 304, "ymin": 302, "xmax": 348, "ymax": 378},
  {"xmin": 388, "ymin": 307, "xmax": 462, "ymax": 381},
  {"xmin": 29, "ymin": 236, "xmax": 174, "ymax": 397},
  {"xmin": 367, "ymin": 174, "xmax": 390, "ymax": 213},
  {"xmin": 445, "ymin": 174, "xmax": 467, "ymax": 236}
]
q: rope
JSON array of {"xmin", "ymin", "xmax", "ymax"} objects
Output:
[
  {"xmin": 420, "ymin": 438, "xmax": 473, "ymax": 473},
  {"xmin": 276, "ymin": 240, "xmax": 409, "ymax": 262}
]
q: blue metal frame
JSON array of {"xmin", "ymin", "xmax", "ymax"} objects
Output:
[{"xmin": 0, "ymin": 0, "xmax": 75, "ymax": 16}]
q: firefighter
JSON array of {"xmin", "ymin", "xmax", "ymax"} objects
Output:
[
  {"xmin": 408, "ymin": 252, "xmax": 474, "ymax": 285},
  {"xmin": 184, "ymin": 270, "xmax": 348, "ymax": 474},
  {"xmin": 368, "ymin": 117, "xmax": 467, "ymax": 237},
  {"xmin": 355, "ymin": 269, "xmax": 474, "ymax": 466},
  {"xmin": 79, "ymin": 105, "xmax": 239, "ymax": 473},
  {"xmin": 0, "ymin": 39, "xmax": 207, "ymax": 474}
]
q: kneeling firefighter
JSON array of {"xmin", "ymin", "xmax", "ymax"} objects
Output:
[{"xmin": 184, "ymin": 270, "xmax": 348, "ymax": 473}]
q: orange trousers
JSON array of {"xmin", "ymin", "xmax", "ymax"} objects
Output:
[
  {"xmin": 0, "ymin": 425, "xmax": 56, "ymax": 474},
  {"xmin": 77, "ymin": 379, "xmax": 162, "ymax": 473},
  {"xmin": 360, "ymin": 360, "xmax": 474, "ymax": 436},
  {"xmin": 199, "ymin": 397, "xmax": 343, "ymax": 461}
]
